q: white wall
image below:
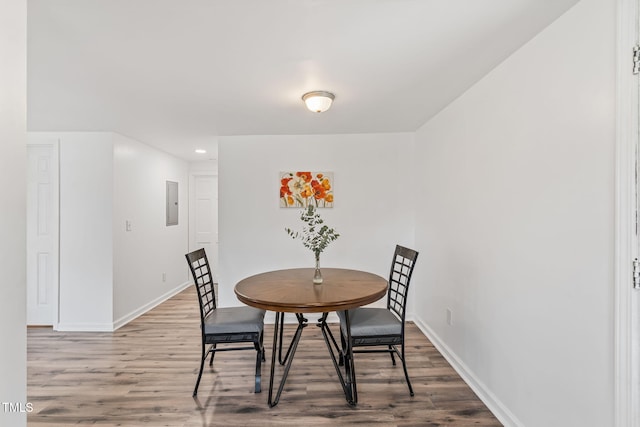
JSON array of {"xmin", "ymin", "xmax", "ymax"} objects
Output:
[
  {"xmin": 218, "ymin": 133, "xmax": 415, "ymax": 309},
  {"xmin": 0, "ymin": 0, "xmax": 27, "ymax": 424},
  {"xmin": 190, "ymin": 160, "xmax": 218, "ymax": 175},
  {"xmin": 112, "ymin": 133, "xmax": 190, "ymax": 326},
  {"xmin": 412, "ymin": 0, "xmax": 615, "ymax": 425},
  {"xmin": 36, "ymin": 131, "xmax": 189, "ymax": 331},
  {"xmin": 58, "ymin": 133, "xmax": 114, "ymax": 330}
]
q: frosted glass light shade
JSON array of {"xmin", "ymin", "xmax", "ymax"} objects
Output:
[{"xmin": 302, "ymin": 91, "xmax": 335, "ymax": 113}]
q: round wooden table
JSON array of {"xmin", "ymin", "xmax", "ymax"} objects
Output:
[
  {"xmin": 234, "ymin": 268, "xmax": 388, "ymax": 407},
  {"xmin": 235, "ymin": 268, "xmax": 388, "ymax": 312}
]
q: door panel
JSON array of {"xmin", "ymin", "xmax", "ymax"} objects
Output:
[
  {"xmin": 196, "ymin": 198, "xmax": 213, "ymax": 243},
  {"xmin": 37, "ymin": 252, "xmax": 50, "ymax": 305}
]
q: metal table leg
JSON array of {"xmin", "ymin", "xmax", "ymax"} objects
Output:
[
  {"xmin": 267, "ymin": 312, "xmax": 307, "ymax": 407},
  {"xmin": 318, "ymin": 311, "xmax": 358, "ymax": 406},
  {"xmin": 279, "ymin": 313, "xmax": 307, "ymax": 365}
]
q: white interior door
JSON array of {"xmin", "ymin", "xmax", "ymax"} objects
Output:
[
  {"xmin": 631, "ymin": 2, "xmax": 640, "ymax": 424},
  {"xmin": 633, "ymin": 5, "xmax": 640, "ymax": 421},
  {"xmin": 616, "ymin": 0, "xmax": 640, "ymax": 424},
  {"xmin": 26, "ymin": 143, "xmax": 59, "ymax": 326},
  {"xmin": 190, "ymin": 175, "xmax": 218, "ymax": 281}
]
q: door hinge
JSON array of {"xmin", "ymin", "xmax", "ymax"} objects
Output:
[
  {"xmin": 634, "ymin": 258, "xmax": 640, "ymax": 289},
  {"xmin": 634, "ymin": 45, "xmax": 640, "ymax": 75}
]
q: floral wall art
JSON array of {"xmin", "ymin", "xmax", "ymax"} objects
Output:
[{"xmin": 280, "ymin": 171, "xmax": 334, "ymax": 208}]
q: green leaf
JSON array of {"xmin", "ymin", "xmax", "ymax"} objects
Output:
[{"xmin": 284, "ymin": 205, "xmax": 339, "ymax": 256}]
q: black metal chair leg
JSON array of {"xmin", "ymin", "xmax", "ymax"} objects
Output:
[
  {"xmin": 193, "ymin": 344, "xmax": 206, "ymax": 397},
  {"xmin": 389, "ymin": 345, "xmax": 396, "ymax": 365},
  {"xmin": 338, "ymin": 331, "xmax": 346, "ymax": 366},
  {"xmin": 401, "ymin": 359, "xmax": 414, "ymax": 396},
  {"xmin": 209, "ymin": 343, "xmax": 216, "ymax": 366},
  {"xmin": 400, "ymin": 346, "xmax": 414, "ymax": 396},
  {"xmin": 254, "ymin": 343, "xmax": 262, "ymax": 393}
]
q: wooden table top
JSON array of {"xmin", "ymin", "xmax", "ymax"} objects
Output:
[{"xmin": 234, "ymin": 268, "xmax": 388, "ymax": 313}]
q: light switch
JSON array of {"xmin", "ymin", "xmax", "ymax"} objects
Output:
[{"xmin": 126, "ymin": 220, "xmax": 132, "ymax": 232}]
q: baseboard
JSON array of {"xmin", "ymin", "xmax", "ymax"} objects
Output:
[
  {"xmin": 56, "ymin": 322, "xmax": 114, "ymax": 332},
  {"xmin": 412, "ymin": 316, "xmax": 523, "ymax": 427},
  {"xmin": 112, "ymin": 281, "xmax": 192, "ymax": 330}
]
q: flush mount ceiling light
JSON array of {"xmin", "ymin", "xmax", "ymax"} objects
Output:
[
  {"xmin": 195, "ymin": 149, "xmax": 207, "ymax": 154},
  {"xmin": 302, "ymin": 91, "xmax": 335, "ymax": 113}
]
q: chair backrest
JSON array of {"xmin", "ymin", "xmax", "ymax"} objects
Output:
[
  {"xmin": 185, "ymin": 249, "xmax": 216, "ymax": 324},
  {"xmin": 387, "ymin": 245, "xmax": 419, "ymax": 322}
]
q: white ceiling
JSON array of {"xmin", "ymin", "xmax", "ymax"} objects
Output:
[{"xmin": 27, "ymin": 0, "xmax": 579, "ymax": 161}]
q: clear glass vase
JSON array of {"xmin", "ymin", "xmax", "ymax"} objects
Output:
[{"xmin": 313, "ymin": 256, "xmax": 323, "ymax": 284}]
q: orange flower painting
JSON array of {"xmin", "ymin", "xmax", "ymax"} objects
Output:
[{"xmin": 280, "ymin": 171, "xmax": 334, "ymax": 208}]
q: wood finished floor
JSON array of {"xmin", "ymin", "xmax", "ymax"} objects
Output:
[{"xmin": 27, "ymin": 286, "xmax": 502, "ymax": 426}]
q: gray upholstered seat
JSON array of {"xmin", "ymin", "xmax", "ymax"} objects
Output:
[
  {"xmin": 338, "ymin": 308, "xmax": 402, "ymax": 342},
  {"xmin": 204, "ymin": 306, "xmax": 265, "ymax": 335}
]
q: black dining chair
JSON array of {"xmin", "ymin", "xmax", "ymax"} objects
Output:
[
  {"xmin": 185, "ymin": 248, "xmax": 266, "ymax": 396},
  {"xmin": 337, "ymin": 244, "xmax": 419, "ymax": 397}
]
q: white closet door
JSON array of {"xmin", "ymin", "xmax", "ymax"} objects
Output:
[
  {"xmin": 192, "ymin": 175, "xmax": 218, "ymax": 281},
  {"xmin": 27, "ymin": 143, "xmax": 59, "ymax": 326}
]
